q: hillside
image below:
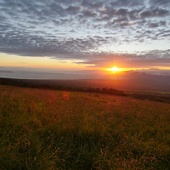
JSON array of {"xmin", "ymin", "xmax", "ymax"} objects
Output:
[
  {"xmin": 0, "ymin": 85, "xmax": 170, "ymax": 169},
  {"xmin": 0, "ymin": 78, "xmax": 170, "ymax": 103}
]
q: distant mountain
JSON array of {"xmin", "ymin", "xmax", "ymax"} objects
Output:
[
  {"xmin": 104, "ymin": 70, "xmax": 170, "ymax": 92},
  {"xmin": 134, "ymin": 68, "xmax": 170, "ymax": 76}
]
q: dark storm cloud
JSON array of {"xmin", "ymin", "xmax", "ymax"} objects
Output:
[{"xmin": 0, "ymin": 0, "xmax": 169, "ymax": 67}]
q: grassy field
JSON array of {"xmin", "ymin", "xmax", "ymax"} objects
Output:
[{"xmin": 0, "ymin": 85, "xmax": 170, "ymax": 170}]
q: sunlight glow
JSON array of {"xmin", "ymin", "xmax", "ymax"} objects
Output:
[
  {"xmin": 0, "ymin": 53, "xmax": 93, "ymax": 69},
  {"xmin": 107, "ymin": 66, "xmax": 122, "ymax": 73}
]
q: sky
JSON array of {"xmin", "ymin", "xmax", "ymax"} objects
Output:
[{"xmin": 0, "ymin": 0, "xmax": 170, "ymax": 78}]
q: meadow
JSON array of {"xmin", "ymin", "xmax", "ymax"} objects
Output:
[{"xmin": 0, "ymin": 85, "xmax": 170, "ymax": 169}]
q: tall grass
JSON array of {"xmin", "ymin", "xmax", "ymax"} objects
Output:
[{"xmin": 0, "ymin": 85, "xmax": 170, "ymax": 169}]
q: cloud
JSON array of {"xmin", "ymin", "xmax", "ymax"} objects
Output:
[
  {"xmin": 66, "ymin": 6, "xmax": 80, "ymax": 14},
  {"xmin": 0, "ymin": 0, "xmax": 169, "ymax": 68},
  {"xmin": 82, "ymin": 9, "xmax": 97, "ymax": 18},
  {"xmin": 77, "ymin": 50, "xmax": 170, "ymax": 68},
  {"xmin": 0, "ymin": 30, "xmax": 109, "ymax": 59},
  {"xmin": 148, "ymin": 23, "xmax": 159, "ymax": 28},
  {"xmin": 109, "ymin": 0, "xmax": 144, "ymax": 7},
  {"xmin": 149, "ymin": 0, "xmax": 170, "ymax": 6},
  {"xmin": 140, "ymin": 8, "xmax": 169, "ymax": 18}
]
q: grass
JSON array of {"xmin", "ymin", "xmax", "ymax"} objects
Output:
[{"xmin": 0, "ymin": 85, "xmax": 170, "ymax": 169}]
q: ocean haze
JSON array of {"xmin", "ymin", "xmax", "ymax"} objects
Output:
[
  {"xmin": 0, "ymin": 67, "xmax": 170, "ymax": 92},
  {"xmin": 0, "ymin": 67, "xmax": 170, "ymax": 79},
  {"xmin": 0, "ymin": 67, "xmax": 103, "ymax": 79}
]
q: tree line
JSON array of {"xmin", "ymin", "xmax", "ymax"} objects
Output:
[{"xmin": 0, "ymin": 78, "xmax": 126, "ymax": 96}]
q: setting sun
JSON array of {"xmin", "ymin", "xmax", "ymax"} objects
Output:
[{"xmin": 107, "ymin": 66, "xmax": 122, "ymax": 73}]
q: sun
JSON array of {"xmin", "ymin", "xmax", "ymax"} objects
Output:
[{"xmin": 107, "ymin": 66, "xmax": 121, "ymax": 73}]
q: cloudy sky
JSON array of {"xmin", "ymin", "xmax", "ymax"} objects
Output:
[{"xmin": 0, "ymin": 0, "xmax": 170, "ymax": 74}]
